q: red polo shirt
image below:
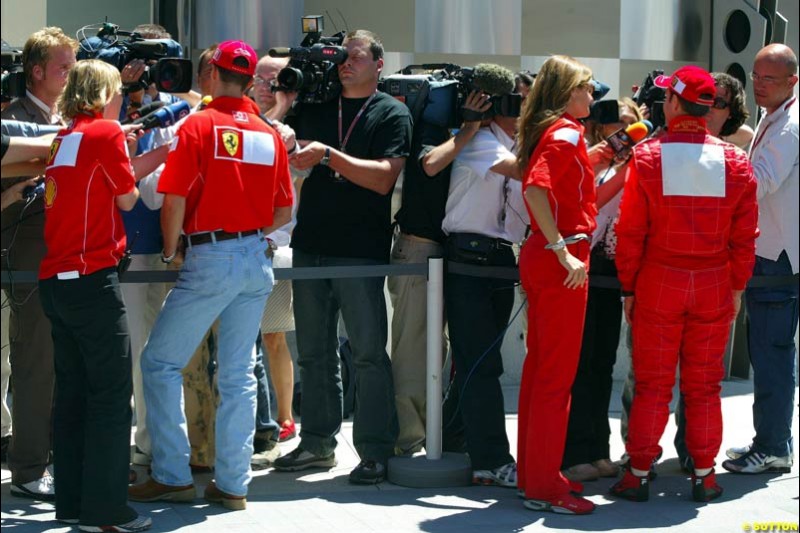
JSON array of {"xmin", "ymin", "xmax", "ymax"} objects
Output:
[
  {"xmin": 157, "ymin": 96, "xmax": 293, "ymax": 235},
  {"xmin": 39, "ymin": 113, "xmax": 136, "ymax": 280},
  {"xmin": 522, "ymin": 115, "xmax": 597, "ymax": 236}
]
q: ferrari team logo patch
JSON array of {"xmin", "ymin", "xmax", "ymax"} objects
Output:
[
  {"xmin": 214, "ymin": 126, "xmax": 275, "ymax": 165},
  {"xmin": 218, "ymin": 129, "xmax": 243, "ymax": 159},
  {"xmin": 44, "ymin": 177, "xmax": 57, "ymax": 208},
  {"xmin": 46, "ymin": 140, "xmax": 61, "ymax": 166}
]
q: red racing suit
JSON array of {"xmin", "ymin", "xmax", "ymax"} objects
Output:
[{"xmin": 615, "ymin": 115, "xmax": 759, "ymax": 471}]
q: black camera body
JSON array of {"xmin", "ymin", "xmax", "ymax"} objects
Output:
[
  {"xmin": 268, "ymin": 17, "xmax": 347, "ymax": 105},
  {"xmin": 633, "ymin": 70, "xmax": 666, "ymax": 130},
  {"xmin": 1, "ymin": 40, "xmax": 26, "ymax": 102},
  {"xmin": 587, "ymin": 99, "xmax": 620, "ymax": 124},
  {"xmin": 76, "ymin": 23, "xmax": 193, "ymax": 93}
]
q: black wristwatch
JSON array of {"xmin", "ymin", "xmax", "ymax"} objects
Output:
[{"xmin": 320, "ymin": 146, "xmax": 331, "ymax": 166}]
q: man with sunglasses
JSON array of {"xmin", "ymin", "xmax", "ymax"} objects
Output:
[{"xmin": 724, "ymin": 44, "xmax": 799, "ymax": 476}]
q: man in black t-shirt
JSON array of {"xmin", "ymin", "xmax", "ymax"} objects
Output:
[{"xmin": 273, "ymin": 29, "xmax": 412, "ymax": 485}]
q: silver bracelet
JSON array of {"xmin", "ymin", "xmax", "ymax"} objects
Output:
[{"xmin": 544, "ymin": 239, "xmax": 566, "ymax": 251}]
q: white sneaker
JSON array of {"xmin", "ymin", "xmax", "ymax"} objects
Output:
[
  {"xmin": 725, "ymin": 444, "xmax": 751, "ymax": 460},
  {"xmin": 722, "ymin": 449, "xmax": 793, "ymax": 474},
  {"xmin": 10, "ymin": 473, "xmax": 55, "ymax": 501},
  {"xmin": 472, "ymin": 461, "xmax": 517, "ymax": 487}
]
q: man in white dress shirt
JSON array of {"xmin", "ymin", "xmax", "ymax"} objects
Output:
[
  {"xmin": 441, "ymin": 64, "xmax": 529, "ymax": 488},
  {"xmin": 724, "ymin": 43, "xmax": 798, "ymax": 475}
]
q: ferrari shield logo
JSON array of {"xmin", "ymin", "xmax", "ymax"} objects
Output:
[
  {"xmin": 222, "ymin": 131, "xmax": 240, "ymax": 157},
  {"xmin": 44, "ymin": 177, "xmax": 57, "ymax": 208},
  {"xmin": 46, "ymin": 140, "xmax": 61, "ymax": 166}
]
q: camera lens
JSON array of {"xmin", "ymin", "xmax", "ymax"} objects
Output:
[
  {"xmin": 157, "ymin": 60, "xmax": 182, "ymax": 92},
  {"xmin": 277, "ymin": 67, "xmax": 304, "ymax": 91}
]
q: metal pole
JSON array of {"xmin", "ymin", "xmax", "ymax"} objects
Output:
[{"xmin": 425, "ymin": 256, "xmax": 444, "ymax": 460}]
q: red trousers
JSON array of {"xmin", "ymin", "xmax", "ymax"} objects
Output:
[
  {"xmin": 518, "ymin": 239, "xmax": 589, "ymax": 500},
  {"xmin": 627, "ymin": 264, "xmax": 734, "ymax": 471}
]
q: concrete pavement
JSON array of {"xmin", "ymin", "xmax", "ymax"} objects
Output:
[{"xmin": 2, "ymin": 378, "xmax": 798, "ymax": 532}]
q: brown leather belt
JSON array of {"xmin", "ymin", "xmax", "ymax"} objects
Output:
[{"xmin": 185, "ymin": 229, "xmax": 261, "ymax": 247}]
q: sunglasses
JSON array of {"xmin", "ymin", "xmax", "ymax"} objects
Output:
[{"xmin": 712, "ymin": 97, "xmax": 730, "ymax": 110}]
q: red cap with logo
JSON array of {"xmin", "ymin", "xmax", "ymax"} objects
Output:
[
  {"xmin": 210, "ymin": 40, "xmax": 257, "ymax": 76},
  {"xmin": 654, "ymin": 65, "xmax": 716, "ymax": 106}
]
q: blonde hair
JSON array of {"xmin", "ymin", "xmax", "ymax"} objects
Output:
[
  {"xmin": 22, "ymin": 26, "xmax": 79, "ymax": 86},
  {"xmin": 517, "ymin": 55, "xmax": 592, "ymax": 172},
  {"xmin": 57, "ymin": 60, "xmax": 121, "ymax": 119}
]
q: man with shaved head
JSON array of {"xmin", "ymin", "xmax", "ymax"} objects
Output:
[
  {"xmin": 724, "ymin": 43, "xmax": 799, "ymax": 475},
  {"xmin": 252, "ymin": 55, "xmax": 291, "ymax": 117}
]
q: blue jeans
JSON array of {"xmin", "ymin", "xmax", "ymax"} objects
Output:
[
  {"xmin": 746, "ymin": 251, "xmax": 798, "ymax": 457},
  {"xmin": 291, "ymin": 250, "xmax": 398, "ymax": 463},
  {"xmin": 142, "ymin": 235, "xmax": 272, "ymax": 496}
]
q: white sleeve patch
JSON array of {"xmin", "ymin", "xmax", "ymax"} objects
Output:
[
  {"xmin": 242, "ymin": 130, "xmax": 275, "ymax": 166},
  {"xmin": 661, "ymin": 143, "xmax": 726, "ymax": 197},
  {"xmin": 552, "ymin": 128, "xmax": 580, "ymax": 146}
]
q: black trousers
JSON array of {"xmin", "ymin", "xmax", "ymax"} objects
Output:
[
  {"xmin": 562, "ymin": 254, "xmax": 622, "ymax": 468},
  {"xmin": 444, "ymin": 243, "xmax": 516, "ymax": 470},
  {"xmin": 39, "ymin": 268, "xmax": 137, "ymax": 526}
]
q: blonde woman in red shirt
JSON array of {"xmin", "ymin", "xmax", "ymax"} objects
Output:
[
  {"xmin": 516, "ymin": 55, "xmax": 598, "ymax": 515},
  {"xmin": 38, "ymin": 59, "xmax": 152, "ymax": 532}
]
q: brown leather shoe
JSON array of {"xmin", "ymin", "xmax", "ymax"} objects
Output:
[
  {"xmin": 204, "ymin": 481, "xmax": 246, "ymax": 510},
  {"xmin": 592, "ymin": 458, "xmax": 621, "ymax": 478},
  {"xmin": 562, "ymin": 463, "xmax": 601, "ymax": 482},
  {"xmin": 128, "ymin": 478, "xmax": 195, "ymax": 503}
]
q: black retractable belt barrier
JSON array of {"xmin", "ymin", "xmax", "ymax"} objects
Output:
[{"xmin": 1, "ymin": 266, "xmax": 797, "ymax": 287}]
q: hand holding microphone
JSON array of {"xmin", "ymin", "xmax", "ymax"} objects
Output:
[
  {"xmin": 132, "ymin": 100, "xmax": 191, "ymax": 130},
  {"xmin": 122, "ymin": 101, "xmax": 165, "ymax": 124},
  {"xmin": 605, "ymin": 120, "xmax": 654, "ymax": 161}
]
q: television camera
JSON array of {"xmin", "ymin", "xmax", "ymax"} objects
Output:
[
  {"xmin": 76, "ymin": 22, "xmax": 192, "ymax": 93},
  {"xmin": 268, "ymin": 15, "xmax": 347, "ymax": 105},
  {"xmin": 1, "ymin": 40, "xmax": 25, "ymax": 102},
  {"xmin": 632, "ymin": 69, "xmax": 666, "ymax": 130},
  {"xmin": 379, "ymin": 63, "xmax": 522, "ymax": 129}
]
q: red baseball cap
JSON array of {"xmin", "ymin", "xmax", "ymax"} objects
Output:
[
  {"xmin": 210, "ymin": 40, "xmax": 257, "ymax": 76},
  {"xmin": 654, "ymin": 65, "xmax": 716, "ymax": 106}
]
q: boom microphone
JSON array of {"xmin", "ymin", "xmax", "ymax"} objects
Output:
[
  {"xmin": 122, "ymin": 101, "xmax": 165, "ymax": 124},
  {"xmin": 605, "ymin": 120, "xmax": 653, "ymax": 155},
  {"xmin": 133, "ymin": 100, "xmax": 191, "ymax": 129},
  {"xmin": 471, "ymin": 63, "xmax": 515, "ymax": 96}
]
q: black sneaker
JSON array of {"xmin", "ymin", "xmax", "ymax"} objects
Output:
[
  {"xmin": 273, "ymin": 447, "xmax": 337, "ymax": 472},
  {"xmin": 349, "ymin": 459, "xmax": 386, "ymax": 485},
  {"xmin": 253, "ymin": 430, "xmax": 277, "ymax": 454}
]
